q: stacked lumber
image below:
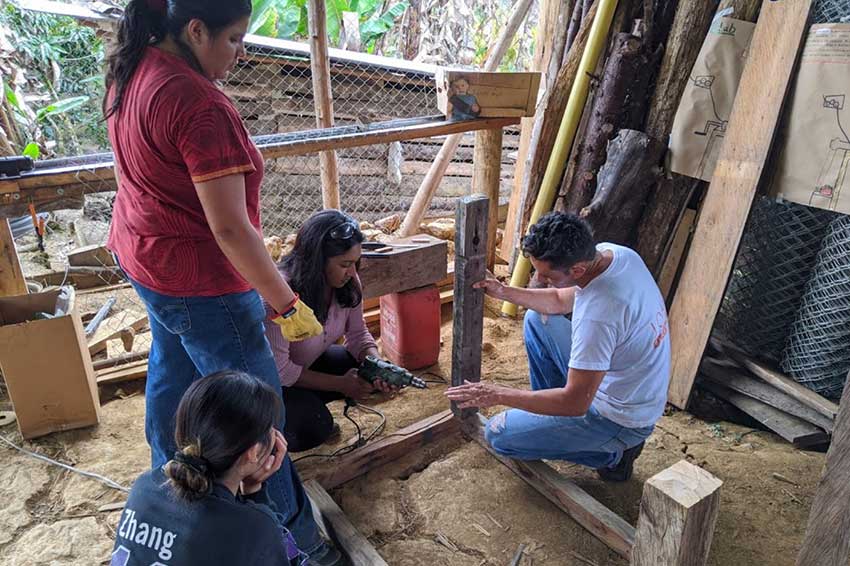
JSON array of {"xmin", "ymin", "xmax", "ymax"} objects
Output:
[{"xmin": 696, "ymin": 339, "xmax": 835, "ymax": 448}]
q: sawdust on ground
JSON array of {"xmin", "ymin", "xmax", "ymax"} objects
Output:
[{"xmin": 0, "ymin": 303, "xmax": 826, "ymax": 565}]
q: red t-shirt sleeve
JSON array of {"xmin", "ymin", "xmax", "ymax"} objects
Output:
[{"xmin": 175, "ymin": 100, "xmax": 256, "ymax": 184}]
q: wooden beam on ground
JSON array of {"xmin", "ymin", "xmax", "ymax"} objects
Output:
[
  {"xmin": 721, "ymin": 345, "xmax": 840, "ymax": 421},
  {"xmin": 300, "ymin": 409, "xmax": 458, "ymax": 490},
  {"xmin": 305, "ymin": 480, "xmax": 389, "ymax": 566},
  {"xmin": 87, "ymin": 313, "xmax": 148, "ymax": 356},
  {"xmin": 95, "ymin": 360, "xmax": 148, "ymax": 385},
  {"xmin": 796, "ymin": 372, "xmax": 850, "ymax": 566},
  {"xmin": 472, "ymin": 129, "xmax": 504, "ymax": 271},
  {"xmin": 358, "ymin": 235, "xmax": 447, "ymax": 299},
  {"xmin": 451, "ymin": 195, "xmax": 488, "ymax": 419},
  {"xmin": 666, "ymin": 0, "xmax": 813, "ymax": 409},
  {"xmin": 700, "ymin": 359, "xmax": 833, "ymax": 432},
  {"xmin": 700, "ymin": 381, "xmax": 829, "ymax": 448},
  {"xmin": 0, "ymin": 219, "xmax": 26, "ymax": 297},
  {"xmin": 465, "ymin": 414, "xmax": 635, "ymax": 559},
  {"xmin": 91, "ymin": 350, "xmax": 150, "ymax": 371},
  {"xmin": 30, "ymin": 266, "xmax": 125, "ymax": 290},
  {"xmin": 630, "ymin": 460, "xmax": 722, "ymax": 566}
]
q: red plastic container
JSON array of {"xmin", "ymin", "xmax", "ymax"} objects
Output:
[{"xmin": 379, "ymin": 284, "xmax": 441, "ymax": 370}]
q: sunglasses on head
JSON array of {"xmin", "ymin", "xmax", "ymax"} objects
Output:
[{"xmin": 326, "ymin": 218, "xmax": 358, "ymax": 240}]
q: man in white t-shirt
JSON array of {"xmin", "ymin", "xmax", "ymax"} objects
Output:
[{"xmin": 446, "ymin": 212, "xmax": 671, "ymax": 481}]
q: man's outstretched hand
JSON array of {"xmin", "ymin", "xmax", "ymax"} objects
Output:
[
  {"xmin": 445, "ymin": 380, "xmax": 508, "ymax": 409},
  {"xmin": 473, "ymin": 272, "xmax": 507, "ymax": 299}
]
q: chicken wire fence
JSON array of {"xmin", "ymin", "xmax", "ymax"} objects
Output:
[{"xmin": 229, "ymin": 45, "xmax": 517, "ymax": 239}]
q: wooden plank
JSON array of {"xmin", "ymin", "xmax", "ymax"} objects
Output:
[
  {"xmin": 95, "ymin": 360, "xmax": 148, "ymax": 385},
  {"xmin": 300, "ymin": 409, "xmax": 459, "ymax": 490},
  {"xmin": 358, "ymin": 236, "xmax": 447, "ymax": 299},
  {"xmin": 666, "ymin": 0, "xmax": 813, "ymax": 409},
  {"xmin": 30, "ymin": 266, "xmax": 125, "ymax": 290},
  {"xmin": 307, "ymin": 0, "xmax": 340, "ymax": 209},
  {"xmin": 0, "ymin": 219, "xmax": 27, "ymax": 297},
  {"xmin": 658, "ymin": 208, "xmax": 695, "ymax": 300},
  {"xmin": 91, "ymin": 350, "xmax": 150, "ymax": 371},
  {"xmin": 725, "ymin": 349, "xmax": 840, "ymax": 421},
  {"xmin": 631, "ymin": 460, "xmax": 722, "ymax": 566},
  {"xmin": 796, "ymin": 371, "xmax": 850, "ymax": 566},
  {"xmin": 473, "ymin": 129, "xmax": 504, "ymax": 271},
  {"xmin": 700, "ymin": 358, "xmax": 834, "ymax": 432},
  {"xmin": 76, "ymin": 282, "xmax": 132, "ymax": 296},
  {"xmin": 305, "ymin": 480, "xmax": 389, "ymax": 566},
  {"xmin": 465, "ymin": 415, "xmax": 635, "ymax": 559},
  {"xmin": 700, "ymin": 381, "xmax": 829, "ymax": 448},
  {"xmin": 87, "ymin": 313, "xmax": 148, "ymax": 356},
  {"xmin": 67, "ymin": 244, "xmax": 115, "ymax": 268},
  {"xmin": 451, "ymin": 195, "xmax": 488, "ymax": 419}
]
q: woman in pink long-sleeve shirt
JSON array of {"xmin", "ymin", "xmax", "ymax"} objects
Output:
[{"xmin": 263, "ymin": 210, "xmax": 392, "ymax": 452}]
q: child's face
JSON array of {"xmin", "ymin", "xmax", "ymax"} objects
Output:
[{"xmin": 453, "ymin": 79, "xmax": 469, "ymax": 94}]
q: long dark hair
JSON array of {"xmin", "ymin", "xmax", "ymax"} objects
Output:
[
  {"xmin": 163, "ymin": 370, "xmax": 281, "ymax": 501},
  {"xmin": 103, "ymin": 0, "xmax": 252, "ymax": 117},
  {"xmin": 280, "ymin": 210, "xmax": 365, "ymax": 324}
]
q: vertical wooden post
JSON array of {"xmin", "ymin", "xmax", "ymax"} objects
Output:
[
  {"xmin": 796, "ymin": 371, "xmax": 850, "ymax": 566},
  {"xmin": 451, "ymin": 195, "xmax": 488, "ymax": 419},
  {"xmin": 631, "ymin": 460, "xmax": 722, "ymax": 566},
  {"xmin": 307, "ymin": 0, "xmax": 341, "ymax": 210},
  {"xmin": 0, "ymin": 219, "xmax": 26, "ymax": 297},
  {"xmin": 472, "ymin": 128, "xmax": 503, "ymax": 270}
]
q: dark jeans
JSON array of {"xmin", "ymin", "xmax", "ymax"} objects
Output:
[
  {"xmin": 127, "ymin": 277, "xmax": 323, "ymax": 555},
  {"xmin": 284, "ymin": 345, "xmax": 358, "ymax": 452}
]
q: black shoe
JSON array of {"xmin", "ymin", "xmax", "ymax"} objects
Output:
[
  {"xmin": 303, "ymin": 540, "xmax": 348, "ymax": 566},
  {"xmin": 596, "ymin": 441, "xmax": 645, "ymax": 482}
]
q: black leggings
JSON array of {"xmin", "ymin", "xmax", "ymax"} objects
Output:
[{"xmin": 282, "ymin": 345, "xmax": 358, "ymax": 453}]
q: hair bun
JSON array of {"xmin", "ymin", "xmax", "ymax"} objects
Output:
[{"xmin": 173, "ymin": 450, "xmax": 211, "ymax": 476}]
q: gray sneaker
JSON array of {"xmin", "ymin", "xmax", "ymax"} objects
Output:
[{"xmin": 302, "ymin": 540, "xmax": 347, "ymax": 566}]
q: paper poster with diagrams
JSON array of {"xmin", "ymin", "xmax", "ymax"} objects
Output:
[
  {"xmin": 770, "ymin": 24, "xmax": 850, "ymax": 215},
  {"xmin": 667, "ymin": 17, "xmax": 756, "ymax": 181}
]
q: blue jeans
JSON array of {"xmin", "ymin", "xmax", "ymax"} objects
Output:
[
  {"xmin": 484, "ymin": 310, "xmax": 653, "ymax": 469},
  {"xmin": 129, "ymin": 278, "xmax": 323, "ymax": 554}
]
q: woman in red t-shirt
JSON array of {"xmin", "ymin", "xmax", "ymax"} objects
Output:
[{"xmin": 102, "ymin": 0, "xmax": 339, "ymax": 563}]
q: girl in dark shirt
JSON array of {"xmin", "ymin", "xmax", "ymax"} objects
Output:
[{"xmin": 111, "ymin": 371, "xmax": 311, "ymax": 566}]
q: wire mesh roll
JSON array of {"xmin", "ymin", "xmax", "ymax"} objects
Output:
[
  {"xmin": 781, "ymin": 216, "xmax": 850, "ymax": 399},
  {"xmin": 715, "ymin": 197, "xmax": 837, "ymax": 363}
]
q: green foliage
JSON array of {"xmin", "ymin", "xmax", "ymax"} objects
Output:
[
  {"xmin": 249, "ymin": 0, "xmax": 407, "ymax": 53},
  {"xmin": 1, "ymin": 4, "xmax": 107, "ymax": 156},
  {"xmin": 23, "ymin": 142, "xmax": 40, "ymax": 159}
]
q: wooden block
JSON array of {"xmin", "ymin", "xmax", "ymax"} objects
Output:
[
  {"xmin": 87, "ymin": 312, "xmax": 148, "ymax": 356},
  {"xmin": 465, "ymin": 415, "xmax": 635, "ymax": 559},
  {"xmin": 300, "ymin": 410, "xmax": 458, "ymax": 489},
  {"xmin": 631, "ymin": 460, "xmax": 722, "ymax": 566},
  {"xmin": 797, "ymin": 372, "xmax": 850, "ymax": 566},
  {"xmin": 700, "ymin": 381, "xmax": 829, "ymax": 448},
  {"xmin": 666, "ymin": 0, "xmax": 814, "ymax": 409},
  {"xmin": 700, "ymin": 359, "xmax": 833, "ymax": 432},
  {"xmin": 358, "ymin": 235, "xmax": 447, "ymax": 299},
  {"xmin": 305, "ymin": 480, "xmax": 389, "ymax": 566},
  {"xmin": 435, "ymin": 69, "xmax": 542, "ymax": 119},
  {"xmin": 67, "ymin": 244, "xmax": 116, "ymax": 267},
  {"xmin": 451, "ymin": 195, "xmax": 489, "ymax": 418}
]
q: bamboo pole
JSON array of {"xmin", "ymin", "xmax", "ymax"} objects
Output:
[{"xmin": 307, "ymin": 0, "xmax": 341, "ymax": 209}]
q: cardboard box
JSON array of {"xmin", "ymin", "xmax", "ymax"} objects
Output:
[
  {"xmin": 435, "ymin": 69, "xmax": 541, "ymax": 120},
  {"xmin": 0, "ymin": 288, "xmax": 100, "ymax": 439}
]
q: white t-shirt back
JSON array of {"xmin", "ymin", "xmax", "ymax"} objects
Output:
[{"xmin": 569, "ymin": 243, "xmax": 671, "ymax": 428}]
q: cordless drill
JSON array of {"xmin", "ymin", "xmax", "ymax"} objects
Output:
[{"xmin": 358, "ymin": 355, "xmax": 426, "ymax": 389}]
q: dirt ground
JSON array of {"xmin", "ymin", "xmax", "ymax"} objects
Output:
[{"xmin": 0, "ymin": 299, "xmax": 827, "ymax": 565}]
